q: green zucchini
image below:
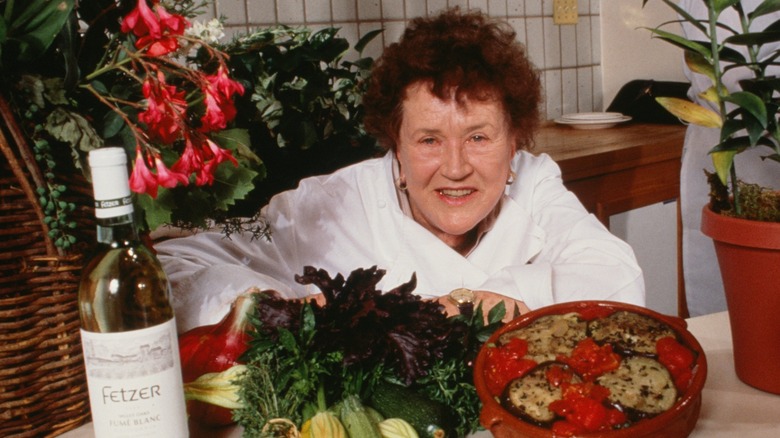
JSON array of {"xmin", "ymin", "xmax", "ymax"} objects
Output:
[
  {"xmin": 368, "ymin": 382, "xmax": 457, "ymax": 438},
  {"xmin": 339, "ymin": 394, "xmax": 383, "ymax": 438}
]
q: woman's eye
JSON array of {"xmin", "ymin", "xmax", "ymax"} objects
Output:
[
  {"xmin": 420, "ymin": 137, "xmax": 437, "ymax": 145},
  {"xmin": 471, "ymin": 134, "xmax": 487, "ymax": 143}
]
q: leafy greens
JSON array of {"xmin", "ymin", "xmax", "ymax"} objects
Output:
[{"xmin": 235, "ymin": 266, "xmax": 509, "ymax": 437}]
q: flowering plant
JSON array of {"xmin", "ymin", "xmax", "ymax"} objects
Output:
[{"xmin": 0, "ymin": 0, "xmax": 260, "ymax": 245}]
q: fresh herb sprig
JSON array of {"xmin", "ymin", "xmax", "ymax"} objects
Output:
[{"xmin": 415, "ymin": 301, "xmax": 510, "ymax": 436}]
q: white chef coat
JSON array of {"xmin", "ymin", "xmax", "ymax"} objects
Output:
[{"xmin": 157, "ymin": 151, "xmax": 645, "ymax": 333}]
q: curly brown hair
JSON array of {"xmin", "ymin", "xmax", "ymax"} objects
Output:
[{"xmin": 363, "ymin": 7, "xmax": 542, "ymax": 152}]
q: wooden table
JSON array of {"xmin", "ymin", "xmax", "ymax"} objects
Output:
[{"xmin": 535, "ymin": 122, "xmax": 686, "ymax": 227}]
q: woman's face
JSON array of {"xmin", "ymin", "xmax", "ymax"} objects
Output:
[{"xmin": 396, "ymin": 82, "xmax": 516, "ymax": 252}]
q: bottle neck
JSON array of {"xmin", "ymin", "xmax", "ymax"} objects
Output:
[{"xmin": 95, "ymin": 212, "xmax": 139, "ymax": 246}]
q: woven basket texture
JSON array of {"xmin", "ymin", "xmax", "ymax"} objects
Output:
[{"xmin": 1, "ymin": 95, "xmax": 95, "ymax": 437}]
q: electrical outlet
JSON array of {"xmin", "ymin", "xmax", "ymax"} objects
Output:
[{"xmin": 554, "ymin": 0, "xmax": 579, "ymax": 25}]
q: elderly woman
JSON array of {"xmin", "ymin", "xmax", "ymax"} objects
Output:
[{"xmin": 156, "ymin": 8, "xmax": 644, "ymax": 332}]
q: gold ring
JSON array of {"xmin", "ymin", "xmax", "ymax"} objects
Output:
[{"xmin": 448, "ymin": 288, "xmax": 475, "ymax": 307}]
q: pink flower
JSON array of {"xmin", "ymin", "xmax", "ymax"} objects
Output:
[
  {"xmin": 121, "ymin": 0, "xmax": 162, "ymax": 39},
  {"xmin": 129, "ymin": 147, "xmax": 159, "ymax": 198},
  {"xmin": 154, "ymin": 156, "xmax": 190, "ymax": 189},
  {"xmin": 121, "ymin": 1, "xmax": 189, "ymax": 56},
  {"xmin": 199, "ymin": 67, "xmax": 244, "ymax": 132},
  {"xmin": 137, "ymin": 34, "xmax": 180, "ymax": 57},
  {"xmin": 138, "ymin": 71, "xmax": 187, "ymax": 143},
  {"xmin": 171, "ymin": 136, "xmax": 203, "ymax": 176},
  {"xmin": 205, "ymin": 138, "xmax": 238, "ymax": 167},
  {"xmin": 154, "ymin": 2, "xmax": 188, "ymax": 35},
  {"xmin": 208, "ymin": 66, "xmax": 245, "ymax": 99},
  {"xmin": 199, "ymin": 91, "xmax": 231, "ymax": 132},
  {"xmin": 177, "ymin": 136, "xmax": 238, "ymax": 187}
]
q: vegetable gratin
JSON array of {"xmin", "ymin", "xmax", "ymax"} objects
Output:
[{"xmin": 477, "ymin": 303, "xmax": 706, "ymax": 437}]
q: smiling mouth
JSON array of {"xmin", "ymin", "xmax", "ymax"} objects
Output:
[{"xmin": 438, "ymin": 188, "xmax": 474, "ymax": 198}]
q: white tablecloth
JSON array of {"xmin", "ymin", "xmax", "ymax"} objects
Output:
[
  {"xmin": 60, "ymin": 311, "xmax": 780, "ymax": 437},
  {"xmin": 685, "ymin": 312, "xmax": 780, "ymax": 437}
]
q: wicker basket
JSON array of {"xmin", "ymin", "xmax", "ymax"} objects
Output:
[{"xmin": 0, "ymin": 95, "xmax": 94, "ymax": 436}]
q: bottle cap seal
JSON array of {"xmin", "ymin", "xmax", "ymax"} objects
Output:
[{"xmin": 88, "ymin": 147, "xmax": 133, "ymax": 218}]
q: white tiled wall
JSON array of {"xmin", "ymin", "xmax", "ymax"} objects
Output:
[{"xmin": 199, "ymin": 0, "xmax": 603, "ymax": 120}]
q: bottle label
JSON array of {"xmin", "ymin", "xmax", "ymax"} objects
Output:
[
  {"xmin": 94, "ymin": 195, "xmax": 133, "ymax": 210},
  {"xmin": 80, "ymin": 319, "xmax": 189, "ymax": 437}
]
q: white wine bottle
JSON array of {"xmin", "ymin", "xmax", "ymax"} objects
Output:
[{"xmin": 78, "ymin": 147, "xmax": 188, "ymax": 437}]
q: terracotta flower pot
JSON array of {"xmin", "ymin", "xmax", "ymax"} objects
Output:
[{"xmin": 701, "ymin": 205, "xmax": 780, "ymax": 394}]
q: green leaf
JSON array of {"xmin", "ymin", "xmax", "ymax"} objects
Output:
[
  {"xmin": 102, "ymin": 110, "xmax": 126, "ymax": 139},
  {"xmin": 44, "ymin": 107, "xmax": 103, "ymax": 171},
  {"xmin": 715, "ymin": 45, "xmax": 748, "ymax": 64},
  {"xmin": 211, "ymin": 128, "xmax": 263, "ymax": 165},
  {"xmin": 278, "ymin": 328, "xmax": 298, "ymax": 352},
  {"xmin": 7, "ymin": 0, "xmax": 75, "ymax": 61},
  {"xmin": 765, "ymin": 152, "xmax": 780, "ymax": 164},
  {"xmin": 136, "ymin": 192, "xmax": 174, "ymax": 231},
  {"xmin": 644, "ymin": 0, "xmax": 709, "ymax": 34},
  {"xmin": 42, "ymin": 77, "xmax": 68, "ymax": 105},
  {"xmin": 17, "ymin": 74, "xmax": 46, "ymax": 107},
  {"xmin": 354, "ymin": 29, "xmax": 383, "ymax": 54},
  {"xmin": 0, "ymin": 17, "xmax": 8, "ymax": 44},
  {"xmin": 300, "ymin": 120, "xmax": 318, "ymax": 149},
  {"xmin": 647, "ymin": 27, "xmax": 712, "ymax": 59},
  {"xmin": 711, "ymin": 0, "xmax": 742, "ymax": 16},
  {"xmin": 749, "ymin": 0, "xmax": 780, "ymax": 21},
  {"xmin": 655, "ymin": 97, "xmax": 723, "ymax": 127},
  {"xmin": 210, "ymin": 163, "xmax": 259, "ymax": 211},
  {"xmin": 486, "ymin": 300, "xmax": 506, "ymax": 326},
  {"xmin": 698, "ymin": 86, "xmax": 720, "ymax": 104},
  {"xmin": 723, "ymin": 91, "xmax": 768, "ymax": 128},
  {"xmin": 685, "ymin": 50, "xmax": 716, "ymax": 83},
  {"xmin": 724, "ymin": 31, "xmax": 780, "ymax": 46},
  {"xmin": 711, "ymin": 149, "xmax": 737, "ymax": 185}
]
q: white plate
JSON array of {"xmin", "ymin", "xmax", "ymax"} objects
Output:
[
  {"xmin": 554, "ymin": 115, "xmax": 632, "ymax": 130},
  {"xmin": 560, "ymin": 111, "xmax": 625, "ymax": 122}
]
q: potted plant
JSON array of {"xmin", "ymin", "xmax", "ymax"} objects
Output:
[{"xmin": 645, "ymin": 0, "xmax": 780, "ymax": 394}]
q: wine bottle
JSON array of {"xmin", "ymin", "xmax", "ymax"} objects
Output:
[{"xmin": 78, "ymin": 147, "xmax": 188, "ymax": 437}]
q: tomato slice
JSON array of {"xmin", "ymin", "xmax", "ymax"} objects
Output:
[
  {"xmin": 484, "ymin": 338, "xmax": 537, "ymax": 396},
  {"xmin": 558, "ymin": 338, "xmax": 621, "ymax": 381},
  {"xmin": 656, "ymin": 336, "xmax": 695, "ymax": 391},
  {"xmin": 550, "ymin": 382, "xmax": 627, "ymax": 434},
  {"xmin": 577, "ymin": 306, "xmax": 615, "ymax": 321}
]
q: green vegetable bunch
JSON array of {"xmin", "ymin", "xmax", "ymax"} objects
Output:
[{"xmin": 234, "ymin": 266, "xmax": 508, "ymax": 437}]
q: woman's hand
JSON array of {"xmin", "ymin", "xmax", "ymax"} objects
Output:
[{"xmin": 436, "ymin": 290, "xmax": 530, "ymax": 322}]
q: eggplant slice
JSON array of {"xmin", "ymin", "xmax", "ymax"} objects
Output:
[
  {"xmin": 596, "ymin": 356, "xmax": 677, "ymax": 417},
  {"xmin": 588, "ymin": 310, "xmax": 677, "ymax": 355},
  {"xmin": 498, "ymin": 313, "xmax": 588, "ymax": 362},
  {"xmin": 501, "ymin": 362, "xmax": 581, "ymax": 425}
]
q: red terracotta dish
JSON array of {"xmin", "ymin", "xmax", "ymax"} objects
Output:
[{"xmin": 474, "ymin": 301, "xmax": 707, "ymax": 438}]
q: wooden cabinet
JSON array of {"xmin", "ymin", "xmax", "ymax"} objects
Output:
[{"xmin": 535, "ymin": 122, "xmax": 686, "ymax": 227}]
